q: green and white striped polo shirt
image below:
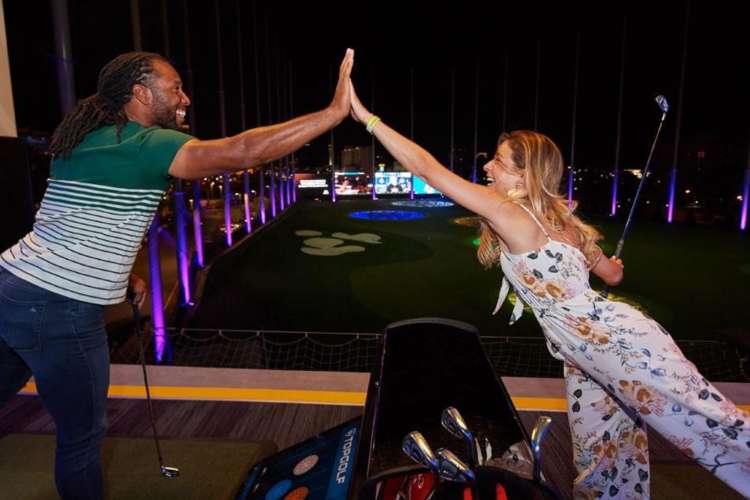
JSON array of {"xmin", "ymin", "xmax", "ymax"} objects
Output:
[{"xmin": 0, "ymin": 122, "xmax": 193, "ymax": 305}]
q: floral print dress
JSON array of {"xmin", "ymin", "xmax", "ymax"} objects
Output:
[{"xmin": 494, "ymin": 204, "xmax": 750, "ymax": 499}]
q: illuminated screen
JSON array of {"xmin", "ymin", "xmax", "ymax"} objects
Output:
[
  {"xmin": 295, "ymin": 173, "xmax": 329, "ymax": 191},
  {"xmin": 335, "ymin": 172, "xmax": 372, "ymax": 196},
  {"xmin": 374, "ymin": 172, "xmax": 412, "ymax": 195},
  {"xmin": 298, "ymin": 179, "xmax": 328, "ymax": 189},
  {"xmin": 413, "ymin": 175, "xmax": 441, "ymax": 195}
]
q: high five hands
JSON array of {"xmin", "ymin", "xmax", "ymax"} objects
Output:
[
  {"xmin": 330, "ymin": 49, "xmax": 354, "ymax": 123},
  {"xmin": 330, "ymin": 48, "xmax": 374, "ymax": 126},
  {"xmin": 348, "ymin": 79, "xmax": 372, "ymax": 125}
]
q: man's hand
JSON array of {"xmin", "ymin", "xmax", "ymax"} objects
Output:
[
  {"xmin": 128, "ymin": 273, "xmax": 148, "ymax": 309},
  {"xmin": 329, "ymin": 49, "xmax": 354, "ymax": 122},
  {"xmin": 168, "ymin": 48, "xmax": 354, "ymax": 180},
  {"xmin": 348, "ymin": 80, "xmax": 373, "ymax": 124}
]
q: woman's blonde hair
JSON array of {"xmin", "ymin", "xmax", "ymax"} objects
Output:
[{"xmin": 477, "ymin": 130, "xmax": 602, "ymax": 268}]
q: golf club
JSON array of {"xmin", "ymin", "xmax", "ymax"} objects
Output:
[
  {"xmin": 603, "ymin": 94, "xmax": 670, "ymax": 298},
  {"xmin": 402, "ymin": 431, "xmax": 440, "ymax": 471},
  {"xmin": 128, "ymin": 289, "xmax": 180, "ymax": 478},
  {"xmin": 441, "ymin": 407, "xmax": 478, "ymax": 469},
  {"xmin": 530, "ymin": 416, "xmax": 552, "ymax": 484},
  {"xmin": 435, "ymin": 448, "xmax": 476, "ymax": 483}
]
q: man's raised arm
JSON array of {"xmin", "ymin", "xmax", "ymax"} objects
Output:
[{"xmin": 169, "ymin": 49, "xmax": 353, "ymax": 180}]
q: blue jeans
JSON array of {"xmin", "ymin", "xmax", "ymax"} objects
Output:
[{"xmin": 0, "ymin": 267, "xmax": 108, "ymax": 500}]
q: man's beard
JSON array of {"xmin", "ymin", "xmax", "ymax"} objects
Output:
[{"xmin": 151, "ymin": 90, "xmax": 180, "ymax": 130}]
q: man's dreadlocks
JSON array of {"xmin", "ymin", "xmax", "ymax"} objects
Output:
[{"xmin": 49, "ymin": 51, "xmax": 167, "ymax": 159}]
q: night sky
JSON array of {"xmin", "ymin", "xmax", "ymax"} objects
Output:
[{"xmin": 5, "ymin": 0, "xmax": 749, "ymax": 190}]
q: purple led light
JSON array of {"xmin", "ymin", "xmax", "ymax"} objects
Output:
[
  {"xmin": 667, "ymin": 168, "xmax": 677, "ymax": 223},
  {"xmin": 259, "ymin": 171, "xmax": 266, "ymax": 224},
  {"xmin": 147, "ymin": 216, "xmax": 166, "ymax": 363},
  {"xmin": 270, "ymin": 171, "xmax": 277, "ymax": 218},
  {"xmin": 173, "ymin": 190, "xmax": 190, "ymax": 305},
  {"xmin": 331, "ymin": 170, "xmax": 337, "ymax": 203},
  {"xmin": 740, "ymin": 168, "xmax": 750, "ymax": 230},
  {"xmin": 243, "ymin": 172, "xmax": 252, "ymax": 233},
  {"xmin": 192, "ymin": 181, "xmax": 204, "ymax": 268},
  {"xmin": 223, "ymin": 174, "xmax": 232, "ymax": 245}
]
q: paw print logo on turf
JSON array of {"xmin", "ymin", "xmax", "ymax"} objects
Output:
[{"xmin": 295, "ymin": 230, "xmax": 382, "ymax": 256}]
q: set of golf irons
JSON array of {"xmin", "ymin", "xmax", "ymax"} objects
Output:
[{"xmin": 402, "ymin": 407, "xmax": 553, "ymax": 499}]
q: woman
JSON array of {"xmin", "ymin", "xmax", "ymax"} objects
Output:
[{"xmin": 347, "ymin": 80, "xmax": 749, "ymax": 499}]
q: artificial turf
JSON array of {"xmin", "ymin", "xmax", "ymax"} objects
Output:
[{"xmin": 189, "ymin": 199, "xmax": 749, "ymax": 341}]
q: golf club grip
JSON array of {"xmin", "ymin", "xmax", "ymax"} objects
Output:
[
  {"xmin": 613, "ymin": 239, "xmax": 625, "ymax": 260},
  {"xmin": 600, "ymin": 238, "xmax": 625, "ymax": 298}
]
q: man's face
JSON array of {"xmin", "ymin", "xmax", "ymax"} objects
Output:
[{"xmin": 146, "ymin": 60, "xmax": 190, "ymax": 130}]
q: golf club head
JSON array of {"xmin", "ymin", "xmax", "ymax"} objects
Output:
[
  {"xmin": 530, "ymin": 416, "xmax": 552, "ymax": 483},
  {"xmin": 160, "ymin": 465, "xmax": 180, "ymax": 478},
  {"xmin": 435, "ymin": 448, "xmax": 475, "ymax": 483},
  {"xmin": 655, "ymin": 94, "xmax": 669, "ymax": 114},
  {"xmin": 403, "ymin": 431, "xmax": 439, "ymax": 471},
  {"xmin": 441, "ymin": 407, "xmax": 478, "ymax": 469},
  {"xmin": 441, "ymin": 407, "xmax": 471, "ymax": 441}
]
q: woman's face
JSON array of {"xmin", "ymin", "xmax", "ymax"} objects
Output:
[{"xmin": 483, "ymin": 141, "xmax": 524, "ymax": 195}]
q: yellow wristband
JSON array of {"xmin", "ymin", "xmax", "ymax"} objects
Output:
[{"xmin": 366, "ymin": 115, "xmax": 381, "ymax": 134}]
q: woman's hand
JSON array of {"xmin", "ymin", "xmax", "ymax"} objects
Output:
[
  {"xmin": 591, "ymin": 249, "xmax": 624, "ymax": 286},
  {"xmin": 329, "ymin": 49, "xmax": 355, "ymax": 123},
  {"xmin": 348, "ymin": 80, "xmax": 373, "ymax": 124}
]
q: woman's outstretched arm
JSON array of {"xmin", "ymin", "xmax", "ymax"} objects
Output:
[
  {"xmin": 351, "ymin": 82, "xmax": 503, "ymax": 211},
  {"xmin": 348, "ymin": 79, "xmax": 550, "ymax": 252},
  {"xmin": 348, "ymin": 80, "xmax": 517, "ymax": 232}
]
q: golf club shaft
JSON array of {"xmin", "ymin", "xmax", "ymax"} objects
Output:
[
  {"xmin": 130, "ymin": 299, "xmax": 166, "ymax": 467},
  {"xmin": 603, "ymin": 114, "xmax": 666, "ymax": 298}
]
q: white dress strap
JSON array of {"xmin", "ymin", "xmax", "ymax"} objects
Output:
[{"xmin": 516, "ymin": 204, "xmax": 551, "ymax": 241}]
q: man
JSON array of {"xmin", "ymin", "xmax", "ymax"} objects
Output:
[{"xmin": 0, "ymin": 48, "xmax": 353, "ymax": 499}]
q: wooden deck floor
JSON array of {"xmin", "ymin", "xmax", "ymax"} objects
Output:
[{"xmin": 1, "ymin": 394, "xmax": 742, "ymax": 499}]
